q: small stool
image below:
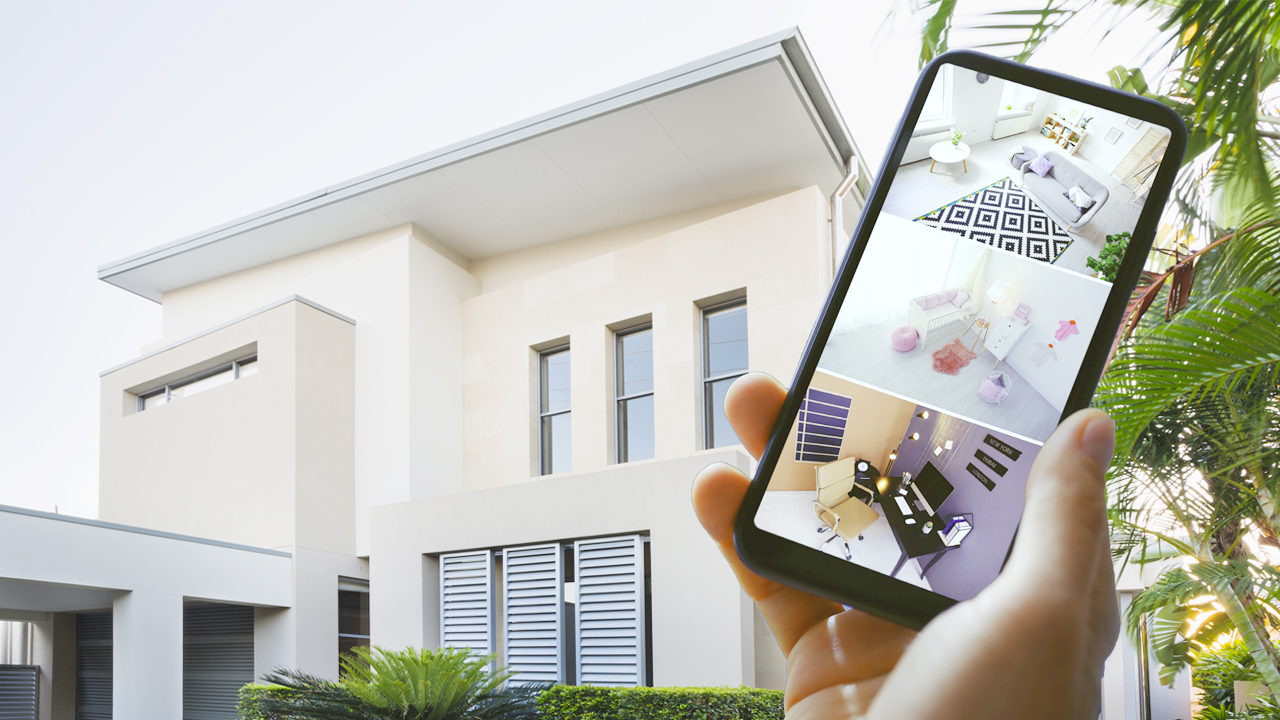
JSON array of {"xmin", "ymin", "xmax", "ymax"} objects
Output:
[
  {"xmin": 891, "ymin": 326, "xmax": 918, "ymax": 352},
  {"xmin": 1010, "ymin": 147, "xmax": 1038, "ymax": 171}
]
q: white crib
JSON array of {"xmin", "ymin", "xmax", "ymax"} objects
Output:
[{"xmin": 908, "ymin": 290, "xmax": 975, "ymax": 348}]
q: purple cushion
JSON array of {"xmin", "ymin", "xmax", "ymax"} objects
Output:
[
  {"xmin": 952, "ymin": 290, "xmax": 970, "ymax": 306},
  {"xmin": 921, "ymin": 295, "xmax": 939, "ymax": 310},
  {"xmin": 891, "ymin": 326, "xmax": 918, "ymax": 352},
  {"xmin": 939, "ymin": 289, "xmax": 957, "ymax": 304},
  {"xmin": 1029, "ymin": 155, "xmax": 1054, "ymax": 178}
]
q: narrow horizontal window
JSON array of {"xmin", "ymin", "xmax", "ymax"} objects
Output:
[{"xmin": 136, "ymin": 354, "xmax": 258, "ymax": 412}]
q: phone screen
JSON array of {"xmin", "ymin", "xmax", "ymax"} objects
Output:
[{"xmin": 751, "ymin": 63, "xmax": 1172, "ymax": 601}]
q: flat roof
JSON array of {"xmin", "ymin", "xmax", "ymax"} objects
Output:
[{"xmin": 99, "ymin": 28, "xmax": 868, "ymax": 303}]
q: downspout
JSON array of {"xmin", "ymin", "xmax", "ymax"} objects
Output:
[{"xmin": 829, "ymin": 155, "xmax": 861, "ymax": 279}]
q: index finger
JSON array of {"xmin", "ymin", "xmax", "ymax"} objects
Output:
[{"xmin": 695, "ymin": 373, "xmax": 900, "ymax": 653}]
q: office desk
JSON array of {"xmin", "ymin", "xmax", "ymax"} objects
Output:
[{"xmin": 876, "ymin": 475, "xmax": 957, "ymax": 579}]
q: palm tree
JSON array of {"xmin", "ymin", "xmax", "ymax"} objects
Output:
[
  {"xmin": 253, "ymin": 646, "xmax": 544, "ymax": 720},
  {"xmin": 904, "ymin": 0, "xmax": 1280, "ymax": 698}
]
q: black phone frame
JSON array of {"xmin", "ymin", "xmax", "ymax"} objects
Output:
[{"xmin": 733, "ymin": 50, "xmax": 1187, "ymax": 630}]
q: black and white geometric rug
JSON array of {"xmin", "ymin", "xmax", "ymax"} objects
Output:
[{"xmin": 914, "ymin": 177, "xmax": 1073, "ymax": 264}]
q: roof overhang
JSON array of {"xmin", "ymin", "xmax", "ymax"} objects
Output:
[{"xmin": 99, "ymin": 28, "xmax": 864, "ymax": 303}]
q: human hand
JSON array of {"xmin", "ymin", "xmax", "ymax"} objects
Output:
[{"xmin": 692, "ymin": 373, "xmax": 1119, "ymax": 719}]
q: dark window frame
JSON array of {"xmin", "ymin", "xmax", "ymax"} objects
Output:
[
  {"xmin": 614, "ymin": 324, "xmax": 654, "ymax": 463},
  {"xmin": 701, "ymin": 299, "xmax": 748, "ymax": 449},
  {"xmin": 539, "ymin": 345, "xmax": 572, "ymax": 475}
]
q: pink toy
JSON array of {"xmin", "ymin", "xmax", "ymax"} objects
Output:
[
  {"xmin": 891, "ymin": 326, "xmax": 918, "ymax": 352},
  {"xmin": 978, "ymin": 371, "xmax": 1012, "ymax": 404},
  {"xmin": 1055, "ymin": 319, "xmax": 1079, "ymax": 341}
]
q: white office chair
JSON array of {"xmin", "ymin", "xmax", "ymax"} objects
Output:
[{"xmin": 813, "ymin": 457, "xmax": 881, "ymax": 560}]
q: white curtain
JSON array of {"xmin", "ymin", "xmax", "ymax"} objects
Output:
[{"xmin": 833, "ymin": 214, "xmax": 970, "ymax": 333}]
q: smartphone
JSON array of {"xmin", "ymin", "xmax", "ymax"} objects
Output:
[{"xmin": 733, "ymin": 50, "xmax": 1186, "ymax": 629}]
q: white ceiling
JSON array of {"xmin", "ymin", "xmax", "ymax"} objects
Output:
[{"xmin": 100, "ymin": 39, "xmax": 849, "ymax": 302}]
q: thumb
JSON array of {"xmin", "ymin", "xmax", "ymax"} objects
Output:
[{"xmin": 997, "ymin": 408, "xmax": 1115, "ymax": 595}]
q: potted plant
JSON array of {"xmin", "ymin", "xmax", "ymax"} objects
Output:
[
  {"xmin": 1085, "ymin": 231, "xmax": 1130, "ymax": 282},
  {"xmin": 949, "ymin": 126, "xmax": 964, "ymax": 146}
]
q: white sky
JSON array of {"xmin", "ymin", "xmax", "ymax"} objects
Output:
[{"xmin": 0, "ymin": 1, "xmax": 1172, "ymax": 519}]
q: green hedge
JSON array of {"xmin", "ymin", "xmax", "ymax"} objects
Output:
[
  {"xmin": 237, "ymin": 683, "xmax": 296, "ymax": 720},
  {"xmin": 241, "ymin": 681, "xmax": 784, "ymax": 720},
  {"xmin": 536, "ymin": 685, "xmax": 784, "ymax": 720}
]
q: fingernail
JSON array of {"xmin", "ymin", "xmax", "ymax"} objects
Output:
[{"xmin": 1080, "ymin": 414, "xmax": 1116, "ymax": 472}]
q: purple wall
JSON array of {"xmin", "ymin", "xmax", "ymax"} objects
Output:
[{"xmin": 891, "ymin": 405, "xmax": 1040, "ymax": 601}]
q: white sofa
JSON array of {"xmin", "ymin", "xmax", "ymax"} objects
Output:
[
  {"xmin": 1017, "ymin": 150, "xmax": 1109, "ymax": 230},
  {"xmin": 908, "ymin": 288, "xmax": 975, "ymax": 348}
]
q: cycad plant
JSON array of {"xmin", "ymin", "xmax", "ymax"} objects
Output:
[
  {"xmin": 903, "ymin": 0, "xmax": 1280, "ymax": 699},
  {"xmin": 254, "ymin": 646, "xmax": 544, "ymax": 720}
]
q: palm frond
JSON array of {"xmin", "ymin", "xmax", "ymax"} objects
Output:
[
  {"xmin": 1098, "ymin": 287, "xmax": 1280, "ymax": 460},
  {"xmin": 907, "ymin": 0, "xmax": 1083, "ymax": 69}
]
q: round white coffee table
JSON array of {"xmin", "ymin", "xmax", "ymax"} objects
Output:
[{"xmin": 929, "ymin": 141, "xmax": 970, "ymax": 174}]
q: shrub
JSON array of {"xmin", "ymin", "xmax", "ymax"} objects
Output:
[
  {"xmin": 237, "ymin": 683, "xmax": 296, "ymax": 720},
  {"xmin": 1194, "ymin": 640, "xmax": 1263, "ymax": 711},
  {"xmin": 536, "ymin": 685, "xmax": 784, "ymax": 720}
]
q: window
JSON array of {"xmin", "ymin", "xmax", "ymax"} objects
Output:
[
  {"xmin": 615, "ymin": 326, "xmax": 654, "ymax": 463},
  {"xmin": 999, "ymin": 80, "xmax": 1040, "ymax": 117},
  {"xmin": 338, "ymin": 579, "xmax": 370, "ymax": 674},
  {"xmin": 137, "ymin": 354, "xmax": 257, "ymax": 411},
  {"xmin": 702, "ymin": 299, "xmax": 748, "ymax": 448},
  {"xmin": 918, "ymin": 65, "xmax": 953, "ymax": 128},
  {"xmin": 539, "ymin": 347, "xmax": 571, "ymax": 475}
]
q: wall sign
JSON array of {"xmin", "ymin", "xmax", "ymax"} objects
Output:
[
  {"xmin": 983, "ymin": 434, "xmax": 1022, "ymax": 462},
  {"xmin": 975, "ymin": 449, "xmax": 1008, "ymax": 477},
  {"xmin": 967, "ymin": 463, "xmax": 997, "ymax": 491}
]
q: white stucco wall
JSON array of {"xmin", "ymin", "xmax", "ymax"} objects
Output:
[
  {"xmin": 459, "ymin": 186, "xmax": 830, "ymax": 492},
  {"xmin": 369, "ymin": 449, "xmax": 757, "ymax": 687},
  {"xmin": 99, "ymin": 299, "xmax": 355, "ymax": 556},
  {"xmin": 154, "ymin": 227, "xmax": 479, "ymax": 556}
]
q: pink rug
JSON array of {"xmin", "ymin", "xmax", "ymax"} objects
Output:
[{"xmin": 932, "ymin": 338, "xmax": 977, "ymax": 375}]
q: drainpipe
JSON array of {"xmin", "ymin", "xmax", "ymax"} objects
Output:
[{"xmin": 829, "ymin": 156, "xmax": 861, "ymax": 279}]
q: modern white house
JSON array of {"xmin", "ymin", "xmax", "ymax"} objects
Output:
[
  {"xmin": 0, "ymin": 29, "xmax": 872, "ymax": 720},
  {"xmin": 0, "ymin": 27, "xmax": 1189, "ymax": 720}
]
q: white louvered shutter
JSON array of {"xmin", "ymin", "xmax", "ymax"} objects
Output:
[
  {"xmin": 574, "ymin": 535, "xmax": 647, "ymax": 686},
  {"xmin": 502, "ymin": 544, "xmax": 564, "ymax": 684},
  {"xmin": 183, "ymin": 604, "xmax": 255, "ymax": 720},
  {"xmin": 440, "ymin": 551, "xmax": 496, "ymax": 661}
]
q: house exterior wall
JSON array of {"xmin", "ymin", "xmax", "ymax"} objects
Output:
[
  {"xmin": 144, "ymin": 186, "xmax": 831, "ymax": 556},
  {"xmin": 88, "ymin": 184, "xmax": 835, "ymax": 691},
  {"xmin": 99, "ymin": 300, "xmax": 355, "ymax": 557},
  {"xmin": 154, "ymin": 227, "xmax": 480, "ymax": 556},
  {"xmin": 369, "ymin": 449, "xmax": 757, "ymax": 687},
  {"xmin": 460, "ymin": 185, "xmax": 830, "ymax": 491}
]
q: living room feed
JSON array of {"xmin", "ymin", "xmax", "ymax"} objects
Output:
[{"xmin": 883, "ymin": 64, "xmax": 1171, "ymax": 279}]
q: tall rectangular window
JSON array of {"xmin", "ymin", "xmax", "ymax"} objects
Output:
[
  {"xmin": 338, "ymin": 579, "xmax": 370, "ymax": 675},
  {"xmin": 918, "ymin": 65, "xmax": 953, "ymax": 127},
  {"xmin": 540, "ymin": 347, "xmax": 571, "ymax": 475},
  {"xmin": 615, "ymin": 326, "xmax": 654, "ymax": 463},
  {"xmin": 703, "ymin": 300, "xmax": 748, "ymax": 449}
]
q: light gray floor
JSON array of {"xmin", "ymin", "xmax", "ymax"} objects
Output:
[
  {"xmin": 820, "ymin": 316, "xmax": 1060, "ymax": 442},
  {"xmin": 883, "ymin": 131, "xmax": 1147, "ymax": 277},
  {"xmin": 755, "ymin": 490, "xmax": 931, "ymax": 590}
]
